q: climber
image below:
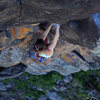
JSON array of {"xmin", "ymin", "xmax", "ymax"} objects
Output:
[{"xmin": 32, "ymin": 23, "xmax": 60, "ymax": 62}]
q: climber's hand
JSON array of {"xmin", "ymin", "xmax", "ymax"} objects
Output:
[{"xmin": 56, "ymin": 24, "xmax": 60, "ymax": 29}]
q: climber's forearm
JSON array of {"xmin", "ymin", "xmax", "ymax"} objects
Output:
[
  {"xmin": 48, "ymin": 27, "xmax": 60, "ymax": 51},
  {"xmin": 42, "ymin": 24, "xmax": 53, "ymax": 40}
]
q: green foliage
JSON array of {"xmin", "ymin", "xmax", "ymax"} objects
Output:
[
  {"xmin": 73, "ymin": 70, "xmax": 92, "ymax": 89},
  {"xmin": 58, "ymin": 69, "xmax": 100, "ymax": 100},
  {"xmin": 73, "ymin": 69, "xmax": 100, "ymax": 90},
  {"xmin": 71, "ymin": 69, "xmax": 100, "ymax": 100},
  {"xmin": 2, "ymin": 71, "xmax": 63, "ymax": 99},
  {"xmin": 25, "ymin": 90, "xmax": 45, "ymax": 99},
  {"xmin": 2, "ymin": 78, "xmax": 16, "ymax": 84},
  {"xmin": 20, "ymin": 71, "xmax": 63, "ymax": 91},
  {"xmin": 2, "ymin": 68, "xmax": 100, "ymax": 100}
]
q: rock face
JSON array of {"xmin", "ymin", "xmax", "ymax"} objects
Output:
[
  {"xmin": 0, "ymin": 63, "xmax": 27, "ymax": 80},
  {"xmin": 0, "ymin": 0, "xmax": 100, "ymax": 78},
  {"xmin": 1, "ymin": 0, "xmax": 100, "ymax": 47}
]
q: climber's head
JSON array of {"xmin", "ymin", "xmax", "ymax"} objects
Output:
[{"xmin": 35, "ymin": 39, "xmax": 47, "ymax": 52}]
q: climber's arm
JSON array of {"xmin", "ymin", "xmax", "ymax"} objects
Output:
[
  {"xmin": 48, "ymin": 25, "xmax": 60, "ymax": 51},
  {"xmin": 41, "ymin": 24, "xmax": 53, "ymax": 40}
]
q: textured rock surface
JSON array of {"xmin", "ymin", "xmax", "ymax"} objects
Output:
[
  {"xmin": 0, "ymin": 82, "xmax": 7, "ymax": 91},
  {"xmin": 0, "ymin": 0, "xmax": 19, "ymax": 30},
  {"xmin": 0, "ymin": 0, "xmax": 100, "ymax": 47},
  {"xmin": 0, "ymin": 0, "xmax": 100, "ymax": 77},
  {"xmin": 46, "ymin": 92, "xmax": 64, "ymax": 100},
  {"xmin": 0, "ymin": 63, "xmax": 27, "ymax": 80}
]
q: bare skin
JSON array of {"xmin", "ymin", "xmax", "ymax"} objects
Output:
[
  {"xmin": 24, "ymin": 23, "xmax": 60, "ymax": 64},
  {"xmin": 39, "ymin": 24, "xmax": 60, "ymax": 56},
  {"xmin": 48, "ymin": 24, "xmax": 60, "ymax": 51},
  {"xmin": 41, "ymin": 23, "xmax": 53, "ymax": 40}
]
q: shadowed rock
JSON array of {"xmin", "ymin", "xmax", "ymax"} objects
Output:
[{"xmin": 0, "ymin": 63, "xmax": 27, "ymax": 80}]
